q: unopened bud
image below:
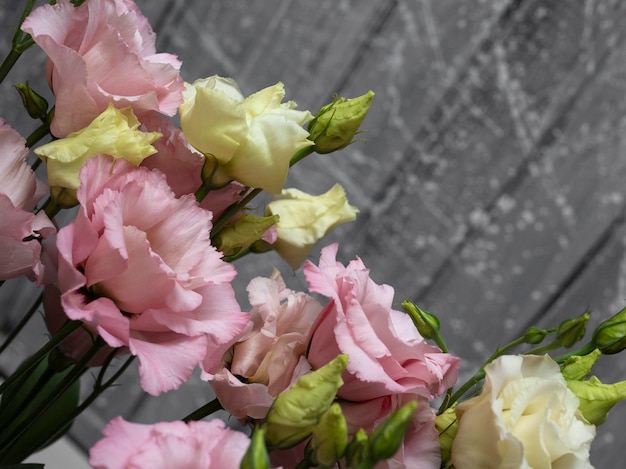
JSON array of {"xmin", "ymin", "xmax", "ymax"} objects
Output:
[
  {"xmin": 369, "ymin": 401, "xmax": 417, "ymax": 462},
  {"xmin": 403, "ymin": 300, "xmax": 440, "ymax": 340},
  {"xmin": 212, "ymin": 213, "xmax": 279, "ymax": 260},
  {"xmin": 306, "ymin": 403, "xmax": 348, "ymax": 467},
  {"xmin": 592, "ymin": 306, "xmax": 626, "ymax": 354},
  {"xmin": 434, "ymin": 407, "xmax": 458, "ymax": 464},
  {"xmin": 240, "ymin": 427, "xmax": 270, "ymax": 469},
  {"xmin": 523, "ymin": 326, "xmax": 549, "ymax": 345},
  {"xmin": 557, "ymin": 311, "xmax": 589, "ymax": 348},
  {"xmin": 344, "ymin": 429, "xmax": 369, "ymax": 468},
  {"xmin": 308, "ymin": 91, "xmax": 374, "ymax": 154},
  {"xmin": 264, "ymin": 354, "xmax": 347, "ymax": 449},
  {"xmin": 15, "ymin": 82, "xmax": 48, "ymax": 120}
]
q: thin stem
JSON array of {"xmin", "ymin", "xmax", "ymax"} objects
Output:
[
  {"xmin": 25, "ymin": 121, "xmax": 50, "ymax": 149},
  {"xmin": 0, "ymin": 292, "xmax": 42, "ymax": 355},
  {"xmin": 553, "ymin": 342, "xmax": 596, "ymax": 364},
  {"xmin": 39, "ymin": 354, "xmax": 136, "ymax": 449},
  {"xmin": 289, "ymin": 146, "xmax": 315, "ymax": 167},
  {"xmin": 183, "ymin": 398, "xmax": 223, "ymax": 422},
  {"xmin": 0, "ymin": 338, "xmax": 105, "ymax": 458},
  {"xmin": 211, "ymin": 188, "xmax": 262, "ymax": 237},
  {"xmin": 0, "ymin": 320, "xmax": 82, "ymax": 395},
  {"xmin": 0, "ymin": 0, "xmax": 36, "ymax": 85}
]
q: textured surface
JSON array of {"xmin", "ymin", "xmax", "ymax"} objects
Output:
[{"xmin": 1, "ymin": 0, "xmax": 626, "ymax": 466}]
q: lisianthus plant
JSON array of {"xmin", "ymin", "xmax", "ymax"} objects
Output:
[{"xmin": 0, "ymin": 1, "xmax": 625, "ymax": 468}]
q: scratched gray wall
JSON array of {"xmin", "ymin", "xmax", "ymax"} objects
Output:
[{"xmin": 1, "ymin": 1, "xmax": 626, "ymax": 466}]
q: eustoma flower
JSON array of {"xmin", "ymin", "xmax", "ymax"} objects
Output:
[
  {"xmin": 451, "ymin": 354, "xmax": 595, "ymax": 469},
  {"xmin": 89, "ymin": 417, "xmax": 250, "ymax": 469},
  {"xmin": 54, "ymin": 155, "xmax": 248, "ymax": 395},
  {"xmin": 266, "ymin": 184, "xmax": 359, "ymax": 269},
  {"xmin": 180, "ymin": 75, "xmax": 313, "ymax": 194},
  {"xmin": 303, "ymin": 244, "xmax": 460, "ymax": 467},
  {"xmin": 205, "ymin": 270, "xmax": 322, "ymax": 419},
  {"xmin": 22, "ymin": 0, "xmax": 184, "ymax": 137},
  {"xmin": 0, "ymin": 120, "xmax": 55, "ymax": 283}
]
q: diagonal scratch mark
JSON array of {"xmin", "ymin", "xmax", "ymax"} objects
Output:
[
  {"xmin": 419, "ymin": 0, "xmax": 447, "ymax": 77},
  {"xmin": 494, "ymin": 41, "xmax": 539, "ymax": 154}
]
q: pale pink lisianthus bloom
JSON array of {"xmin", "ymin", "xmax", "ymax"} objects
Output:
[
  {"xmin": 140, "ymin": 115, "xmax": 248, "ymax": 220},
  {"xmin": 205, "ymin": 269, "xmax": 323, "ymax": 419},
  {"xmin": 89, "ymin": 417, "xmax": 250, "ymax": 469},
  {"xmin": 304, "ymin": 244, "xmax": 459, "ymax": 402},
  {"xmin": 56, "ymin": 155, "xmax": 248, "ymax": 395},
  {"xmin": 0, "ymin": 119, "xmax": 55, "ymax": 283},
  {"xmin": 22, "ymin": 0, "xmax": 184, "ymax": 137}
]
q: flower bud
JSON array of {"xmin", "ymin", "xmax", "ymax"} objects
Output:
[
  {"xmin": 240, "ymin": 427, "xmax": 270, "ymax": 469},
  {"xmin": 403, "ymin": 300, "xmax": 440, "ymax": 340},
  {"xmin": 560, "ymin": 349, "xmax": 601, "ymax": 381},
  {"xmin": 306, "ymin": 403, "xmax": 348, "ymax": 467},
  {"xmin": 264, "ymin": 354, "xmax": 348, "ymax": 449},
  {"xmin": 523, "ymin": 326, "xmax": 549, "ymax": 345},
  {"xmin": 212, "ymin": 213, "xmax": 279, "ymax": 260},
  {"xmin": 15, "ymin": 82, "xmax": 49, "ymax": 120},
  {"xmin": 308, "ymin": 91, "xmax": 374, "ymax": 154},
  {"xmin": 369, "ymin": 401, "xmax": 417, "ymax": 462},
  {"xmin": 592, "ymin": 306, "xmax": 626, "ymax": 354},
  {"xmin": 344, "ymin": 429, "xmax": 369, "ymax": 468},
  {"xmin": 434, "ymin": 406, "xmax": 458, "ymax": 464},
  {"xmin": 567, "ymin": 376, "xmax": 626, "ymax": 425},
  {"xmin": 557, "ymin": 311, "xmax": 590, "ymax": 348}
]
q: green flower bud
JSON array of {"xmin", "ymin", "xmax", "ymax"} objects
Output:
[
  {"xmin": 369, "ymin": 401, "xmax": 417, "ymax": 462},
  {"xmin": 15, "ymin": 82, "xmax": 48, "ymax": 120},
  {"xmin": 592, "ymin": 306, "xmax": 626, "ymax": 354},
  {"xmin": 402, "ymin": 300, "xmax": 440, "ymax": 340},
  {"xmin": 567, "ymin": 376, "xmax": 626, "ymax": 425},
  {"xmin": 308, "ymin": 91, "xmax": 374, "ymax": 154},
  {"xmin": 306, "ymin": 403, "xmax": 348, "ymax": 467},
  {"xmin": 212, "ymin": 213, "xmax": 279, "ymax": 260},
  {"xmin": 264, "ymin": 354, "xmax": 348, "ymax": 449},
  {"xmin": 240, "ymin": 427, "xmax": 270, "ymax": 469},
  {"xmin": 434, "ymin": 407, "xmax": 458, "ymax": 464},
  {"xmin": 344, "ymin": 429, "xmax": 369, "ymax": 469},
  {"xmin": 560, "ymin": 349, "xmax": 601, "ymax": 381},
  {"xmin": 523, "ymin": 326, "xmax": 549, "ymax": 345},
  {"xmin": 557, "ymin": 311, "xmax": 590, "ymax": 348}
]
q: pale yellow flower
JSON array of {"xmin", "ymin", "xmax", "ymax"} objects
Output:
[
  {"xmin": 266, "ymin": 184, "xmax": 358, "ymax": 269},
  {"xmin": 34, "ymin": 104, "xmax": 161, "ymax": 205},
  {"xmin": 180, "ymin": 76, "xmax": 313, "ymax": 194}
]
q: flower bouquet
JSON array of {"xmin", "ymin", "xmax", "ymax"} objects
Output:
[{"xmin": 1, "ymin": 1, "xmax": 626, "ymax": 468}]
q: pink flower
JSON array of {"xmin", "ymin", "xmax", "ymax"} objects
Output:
[
  {"xmin": 341, "ymin": 396, "xmax": 441, "ymax": 469},
  {"xmin": 89, "ymin": 417, "xmax": 250, "ymax": 469},
  {"xmin": 140, "ymin": 115, "xmax": 248, "ymax": 220},
  {"xmin": 56, "ymin": 155, "xmax": 248, "ymax": 395},
  {"xmin": 0, "ymin": 119, "xmax": 55, "ymax": 283},
  {"xmin": 22, "ymin": 0, "xmax": 184, "ymax": 137},
  {"xmin": 304, "ymin": 244, "xmax": 459, "ymax": 402},
  {"xmin": 206, "ymin": 270, "xmax": 322, "ymax": 419}
]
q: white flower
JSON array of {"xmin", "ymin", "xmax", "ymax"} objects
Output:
[{"xmin": 451, "ymin": 355, "xmax": 595, "ymax": 469}]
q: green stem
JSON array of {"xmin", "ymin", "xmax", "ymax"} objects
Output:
[
  {"xmin": 211, "ymin": 188, "xmax": 262, "ymax": 237},
  {"xmin": 25, "ymin": 121, "xmax": 50, "ymax": 149},
  {"xmin": 0, "ymin": 338, "xmax": 105, "ymax": 457},
  {"xmin": 289, "ymin": 146, "xmax": 315, "ymax": 167},
  {"xmin": 0, "ymin": 0, "xmax": 36, "ymax": 85},
  {"xmin": 39, "ymin": 354, "xmax": 136, "ymax": 449},
  {"xmin": 183, "ymin": 398, "xmax": 223, "ymax": 422},
  {"xmin": 39, "ymin": 196, "xmax": 62, "ymax": 219},
  {"xmin": 524, "ymin": 341, "xmax": 562, "ymax": 356},
  {"xmin": 0, "ymin": 320, "xmax": 82, "ymax": 396},
  {"xmin": 0, "ymin": 292, "xmax": 42, "ymax": 355},
  {"xmin": 553, "ymin": 342, "xmax": 596, "ymax": 364}
]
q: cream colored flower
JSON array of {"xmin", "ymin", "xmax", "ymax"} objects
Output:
[
  {"xmin": 180, "ymin": 76, "xmax": 313, "ymax": 194},
  {"xmin": 34, "ymin": 104, "xmax": 161, "ymax": 206},
  {"xmin": 451, "ymin": 355, "xmax": 595, "ymax": 469},
  {"xmin": 266, "ymin": 184, "xmax": 358, "ymax": 269}
]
